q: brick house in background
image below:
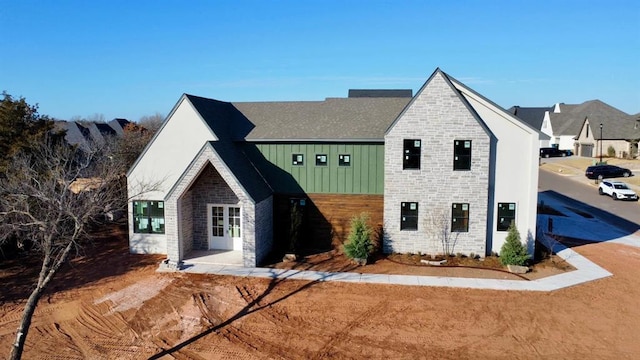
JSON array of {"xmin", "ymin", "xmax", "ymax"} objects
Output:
[
  {"xmin": 127, "ymin": 68, "xmax": 543, "ymax": 268},
  {"xmin": 509, "ymin": 100, "xmax": 638, "ymax": 158}
]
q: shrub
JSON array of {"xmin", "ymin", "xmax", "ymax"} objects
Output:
[
  {"xmin": 343, "ymin": 213, "xmax": 373, "ymax": 260},
  {"xmin": 499, "ymin": 222, "xmax": 531, "ymax": 266},
  {"xmin": 607, "ymin": 145, "xmax": 616, "ymax": 157}
]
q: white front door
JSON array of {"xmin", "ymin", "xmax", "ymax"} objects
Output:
[{"xmin": 207, "ymin": 204, "xmax": 242, "ymax": 251}]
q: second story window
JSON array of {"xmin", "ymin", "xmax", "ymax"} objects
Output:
[
  {"xmin": 292, "ymin": 154, "xmax": 304, "ymax": 166},
  {"xmin": 338, "ymin": 154, "xmax": 351, "ymax": 166},
  {"xmin": 403, "ymin": 139, "xmax": 421, "ymax": 170},
  {"xmin": 453, "ymin": 140, "xmax": 472, "ymax": 170},
  {"xmin": 315, "ymin": 154, "xmax": 328, "ymax": 166}
]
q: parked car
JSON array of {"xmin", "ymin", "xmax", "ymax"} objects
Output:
[
  {"xmin": 598, "ymin": 181, "xmax": 639, "ymax": 201},
  {"xmin": 585, "ymin": 165, "xmax": 633, "ymax": 180},
  {"xmin": 540, "ymin": 147, "xmax": 571, "ymax": 158}
]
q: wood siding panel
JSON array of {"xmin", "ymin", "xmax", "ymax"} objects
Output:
[{"xmin": 272, "ymin": 194, "xmax": 384, "ymax": 256}]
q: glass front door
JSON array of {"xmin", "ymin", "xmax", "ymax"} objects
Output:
[{"xmin": 207, "ymin": 204, "xmax": 242, "ymax": 251}]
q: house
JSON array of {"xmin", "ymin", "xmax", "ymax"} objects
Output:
[
  {"xmin": 507, "ymin": 106, "xmax": 552, "ymax": 148},
  {"xmin": 572, "ymin": 101, "xmax": 639, "ymax": 158},
  {"xmin": 55, "ymin": 118, "xmax": 132, "ymax": 149},
  {"xmin": 127, "ymin": 68, "xmax": 543, "ymax": 268},
  {"xmin": 510, "ymin": 100, "xmax": 637, "ymax": 157}
]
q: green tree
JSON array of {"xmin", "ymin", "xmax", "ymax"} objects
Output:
[
  {"xmin": 499, "ymin": 222, "xmax": 531, "ymax": 266},
  {"xmin": 0, "ymin": 92, "xmax": 57, "ymax": 173},
  {"xmin": 343, "ymin": 213, "xmax": 374, "ymax": 261}
]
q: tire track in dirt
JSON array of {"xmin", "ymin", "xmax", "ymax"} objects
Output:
[
  {"xmin": 236, "ymin": 284, "xmax": 417, "ymax": 358},
  {"xmin": 310, "ymin": 299, "xmax": 389, "ymax": 360},
  {"xmin": 190, "ymin": 290, "xmax": 306, "ymax": 359}
]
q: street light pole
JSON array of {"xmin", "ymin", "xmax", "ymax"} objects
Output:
[{"xmin": 599, "ymin": 123, "xmax": 603, "ymax": 164}]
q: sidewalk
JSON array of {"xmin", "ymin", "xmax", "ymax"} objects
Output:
[
  {"xmin": 159, "ymin": 158, "xmax": 640, "ymax": 291},
  {"xmin": 161, "ymin": 192, "xmax": 637, "ymax": 291}
]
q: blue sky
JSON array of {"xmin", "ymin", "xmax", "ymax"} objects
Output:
[{"xmin": 1, "ymin": 0, "xmax": 639, "ymax": 121}]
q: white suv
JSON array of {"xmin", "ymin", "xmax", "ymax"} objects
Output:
[{"xmin": 598, "ymin": 181, "xmax": 638, "ymax": 201}]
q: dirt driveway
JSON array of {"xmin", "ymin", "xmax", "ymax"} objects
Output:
[{"xmin": 1, "ymin": 227, "xmax": 640, "ymax": 359}]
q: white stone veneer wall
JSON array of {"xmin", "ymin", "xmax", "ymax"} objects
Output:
[{"xmin": 383, "ymin": 72, "xmax": 491, "ymax": 256}]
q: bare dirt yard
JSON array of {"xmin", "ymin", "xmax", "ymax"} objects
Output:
[{"xmin": 2, "ymin": 224, "xmax": 640, "ymax": 359}]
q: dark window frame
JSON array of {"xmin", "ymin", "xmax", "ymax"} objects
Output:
[
  {"xmin": 338, "ymin": 154, "xmax": 351, "ymax": 166},
  {"xmin": 292, "ymin": 153, "xmax": 304, "ymax": 166},
  {"xmin": 400, "ymin": 202, "xmax": 419, "ymax": 230},
  {"xmin": 315, "ymin": 154, "xmax": 328, "ymax": 166},
  {"xmin": 497, "ymin": 202, "xmax": 516, "ymax": 231},
  {"xmin": 453, "ymin": 140, "xmax": 472, "ymax": 170},
  {"xmin": 451, "ymin": 203, "xmax": 469, "ymax": 232},
  {"xmin": 133, "ymin": 200, "xmax": 165, "ymax": 234},
  {"xmin": 403, "ymin": 139, "xmax": 421, "ymax": 170}
]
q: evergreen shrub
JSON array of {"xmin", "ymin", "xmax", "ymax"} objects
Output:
[
  {"xmin": 499, "ymin": 222, "xmax": 531, "ymax": 266},
  {"xmin": 343, "ymin": 213, "xmax": 373, "ymax": 260}
]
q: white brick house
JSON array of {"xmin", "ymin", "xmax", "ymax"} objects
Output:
[
  {"xmin": 127, "ymin": 68, "xmax": 542, "ymax": 267},
  {"xmin": 384, "ymin": 70, "xmax": 540, "ymax": 255}
]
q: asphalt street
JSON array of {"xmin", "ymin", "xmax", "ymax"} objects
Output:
[{"xmin": 538, "ymin": 169, "xmax": 640, "ymax": 234}]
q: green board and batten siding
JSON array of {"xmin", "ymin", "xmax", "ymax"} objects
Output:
[{"xmin": 253, "ymin": 143, "xmax": 384, "ymax": 195}]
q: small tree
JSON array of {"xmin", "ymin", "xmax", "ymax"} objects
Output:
[
  {"xmin": 343, "ymin": 213, "xmax": 373, "ymax": 261},
  {"xmin": 499, "ymin": 222, "xmax": 531, "ymax": 266},
  {"xmin": 607, "ymin": 145, "xmax": 616, "ymax": 158},
  {"xmin": 426, "ymin": 207, "xmax": 459, "ymax": 256}
]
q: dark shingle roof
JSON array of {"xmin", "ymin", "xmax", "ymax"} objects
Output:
[
  {"xmin": 186, "ymin": 93, "xmax": 411, "ymax": 141},
  {"xmin": 208, "ymin": 141, "xmax": 272, "ymax": 202},
  {"xmin": 554, "ymin": 100, "xmax": 636, "ymax": 139},
  {"xmin": 507, "ymin": 106, "xmax": 551, "ymax": 130},
  {"xmin": 232, "ymin": 97, "xmax": 411, "ymax": 140}
]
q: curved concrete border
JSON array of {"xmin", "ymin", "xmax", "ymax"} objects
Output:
[{"xmin": 160, "ymin": 241, "xmax": 611, "ymax": 292}]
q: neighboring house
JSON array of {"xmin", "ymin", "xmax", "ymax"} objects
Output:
[
  {"xmin": 55, "ymin": 118, "xmax": 131, "ymax": 149},
  {"xmin": 510, "ymin": 100, "xmax": 638, "ymax": 157},
  {"xmin": 507, "ymin": 106, "xmax": 552, "ymax": 148},
  {"xmin": 573, "ymin": 102, "xmax": 639, "ymax": 158},
  {"xmin": 127, "ymin": 68, "xmax": 543, "ymax": 268}
]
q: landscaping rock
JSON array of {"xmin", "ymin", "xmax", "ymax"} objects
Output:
[
  {"xmin": 282, "ymin": 253, "xmax": 297, "ymax": 262},
  {"xmin": 353, "ymin": 258, "xmax": 367, "ymax": 266},
  {"xmin": 507, "ymin": 264, "xmax": 529, "ymax": 274},
  {"xmin": 421, "ymin": 259, "xmax": 447, "ymax": 266}
]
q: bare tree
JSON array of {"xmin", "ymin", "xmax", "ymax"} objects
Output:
[
  {"xmin": 536, "ymin": 221, "xmax": 563, "ymax": 263},
  {"xmin": 138, "ymin": 112, "xmax": 164, "ymax": 133},
  {"xmin": 425, "ymin": 207, "xmax": 460, "ymax": 256},
  {"xmin": 0, "ymin": 137, "xmax": 158, "ymax": 360}
]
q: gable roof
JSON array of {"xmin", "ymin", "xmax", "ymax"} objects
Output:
[
  {"xmin": 556, "ymin": 100, "xmax": 637, "ymax": 139},
  {"xmin": 165, "ymin": 140, "xmax": 272, "ymax": 203},
  {"xmin": 507, "ymin": 106, "xmax": 552, "ymax": 130}
]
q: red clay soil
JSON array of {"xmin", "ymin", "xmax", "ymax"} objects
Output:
[{"xmin": 1, "ymin": 225, "xmax": 639, "ymax": 359}]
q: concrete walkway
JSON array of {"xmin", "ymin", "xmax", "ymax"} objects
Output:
[
  {"xmin": 159, "ymin": 186, "xmax": 640, "ymax": 292},
  {"xmin": 161, "ymin": 239, "xmax": 613, "ymax": 292}
]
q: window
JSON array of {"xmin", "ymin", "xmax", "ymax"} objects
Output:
[
  {"xmin": 403, "ymin": 139, "xmax": 421, "ymax": 169},
  {"xmin": 292, "ymin": 154, "xmax": 304, "ymax": 166},
  {"xmin": 400, "ymin": 202, "xmax": 418, "ymax": 230},
  {"xmin": 133, "ymin": 201, "xmax": 165, "ymax": 234},
  {"xmin": 453, "ymin": 140, "xmax": 472, "ymax": 170},
  {"xmin": 497, "ymin": 203, "xmax": 516, "ymax": 231},
  {"xmin": 338, "ymin": 154, "xmax": 351, "ymax": 166},
  {"xmin": 451, "ymin": 203, "xmax": 469, "ymax": 232},
  {"xmin": 315, "ymin": 154, "xmax": 328, "ymax": 166}
]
